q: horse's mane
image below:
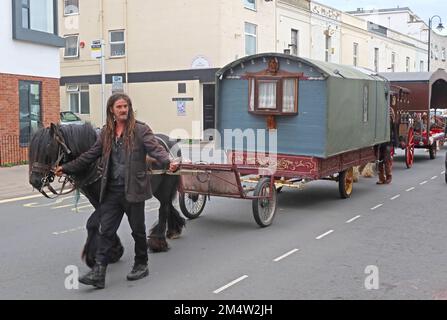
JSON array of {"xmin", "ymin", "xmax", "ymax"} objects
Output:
[
  {"xmin": 29, "ymin": 128, "xmax": 54, "ymax": 165},
  {"xmin": 59, "ymin": 123, "xmax": 98, "ymax": 157}
]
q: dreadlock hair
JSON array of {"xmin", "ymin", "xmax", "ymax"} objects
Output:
[{"xmin": 102, "ymin": 93, "xmax": 136, "ymax": 156}]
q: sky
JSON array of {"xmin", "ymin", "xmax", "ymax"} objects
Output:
[{"xmin": 318, "ymin": 0, "xmax": 447, "ymax": 35}]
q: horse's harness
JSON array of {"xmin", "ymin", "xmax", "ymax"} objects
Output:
[{"xmin": 31, "ymin": 131, "xmax": 77, "ymax": 199}]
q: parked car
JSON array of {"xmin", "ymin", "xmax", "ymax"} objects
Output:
[{"xmin": 60, "ymin": 111, "xmax": 84, "ymax": 125}]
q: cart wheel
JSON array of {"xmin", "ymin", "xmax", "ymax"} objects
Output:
[
  {"xmin": 179, "ymin": 193, "xmax": 207, "ymax": 219},
  {"xmin": 339, "ymin": 167, "xmax": 354, "ymax": 199},
  {"xmin": 405, "ymin": 127, "xmax": 415, "ymax": 168},
  {"xmin": 252, "ymin": 177, "xmax": 277, "ymax": 228},
  {"xmin": 429, "ymin": 141, "xmax": 437, "ymax": 160}
]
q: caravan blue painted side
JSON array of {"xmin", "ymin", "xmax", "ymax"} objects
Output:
[{"xmin": 217, "ymin": 79, "xmax": 327, "ymax": 157}]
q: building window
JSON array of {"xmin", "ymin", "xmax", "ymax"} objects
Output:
[
  {"xmin": 244, "ymin": 0, "xmax": 256, "ymax": 10},
  {"xmin": 290, "ymin": 29, "xmax": 299, "ymax": 56},
  {"xmin": 363, "ymin": 85, "xmax": 369, "ymax": 123},
  {"xmin": 19, "ymin": 81, "xmax": 42, "ymax": 146},
  {"xmin": 248, "ymin": 76, "xmax": 299, "ymax": 115},
  {"xmin": 12, "ymin": 0, "xmax": 64, "ymax": 47},
  {"xmin": 245, "ymin": 22, "xmax": 257, "ymax": 56},
  {"xmin": 325, "ymin": 35, "xmax": 331, "ymax": 62},
  {"xmin": 64, "ymin": 0, "xmax": 79, "ymax": 15},
  {"xmin": 420, "ymin": 60, "xmax": 424, "ymax": 71},
  {"xmin": 353, "ymin": 43, "xmax": 358, "ymax": 66},
  {"xmin": 21, "ymin": 0, "xmax": 54, "ymax": 33},
  {"xmin": 374, "ymin": 48, "xmax": 379, "ymax": 72},
  {"xmin": 391, "ymin": 52, "xmax": 396, "ymax": 72},
  {"xmin": 110, "ymin": 30, "xmax": 125, "ymax": 57},
  {"xmin": 64, "ymin": 34, "xmax": 79, "ymax": 58},
  {"xmin": 67, "ymin": 84, "xmax": 90, "ymax": 114},
  {"xmin": 406, "ymin": 57, "xmax": 410, "ymax": 72},
  {"xmin": 442, "ymin": 48, "xmax": 446, "ymax": 61}
]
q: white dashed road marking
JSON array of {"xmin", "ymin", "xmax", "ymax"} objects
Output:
[
  {"xmin": 0, "ymin": 194, "xmax": 42, "ymax": 205},
  {"xmin": 273, "ymin": 249, "xmax": 300, "ymax": 262},
  {"xmin": 390, "ymin": 195, "xmax": 400, "ymax": 201},
  {"xmin": 431, "ymin": 176, "xmax": 438, "ymax": 180},
  {"xmin": 52, "ymin": 201, "xmax": 90, "ymax": 209},
  {"xmin": 214, "ymin": 275, "xmax": 248, "ymax": 294},
  {"xmin": 316, "ymin": 230, "xmax": 334, "ymax": 240},
  {"xmin": 406, "ymin": 187, "xmax": 415, "ymax": 192},
  {"xmin": 52, "ymin": 226, "xmax": 85, "ymax": 235},
  {"xmin": 346, "ymin": 215, "xmax": 361, "ymax": 224},
  {"xmin": 420, "ymin": 181, "xmax": 428, "ymax": 185},
  {"xmin": 371, "ymin": 204, "xmax": 383, "ymax": 211}
]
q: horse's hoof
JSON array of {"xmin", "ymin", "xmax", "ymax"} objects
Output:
[
  {"xmin": 166, "ymin": 230, "xmax": 181, "ymax": 240},
  {"xmin": 147, "ymin": 237, "xmax": 170, "ymax": 253}
]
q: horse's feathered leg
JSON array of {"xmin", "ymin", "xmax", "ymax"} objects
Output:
[
  {"xmin": 147, "ymin": 201, "xmax": 170, "ymax": 252},
  {"xmin": 166, "ymin": 205, "xmax": 185, "ymax": 239}
]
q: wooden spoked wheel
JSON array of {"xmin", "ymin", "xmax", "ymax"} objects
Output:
[
  {"xmin": 252, "ymin": 177, "xmax": 278, "ymax": 228},
  {"xmin": 405, "ymin": 127, "xmax": 415, "ymax": 168},
  {"xmin": 339, "ymin": 167, "xmax": 354, "ymax": 199},
  {"xmin": 179, "ymin": 193, "xmax": 207, "ymax": 219}
]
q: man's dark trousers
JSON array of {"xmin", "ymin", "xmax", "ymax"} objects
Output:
[{"xmin": 96, "ymin": 189, "xmax": 148, "ymax": 266}]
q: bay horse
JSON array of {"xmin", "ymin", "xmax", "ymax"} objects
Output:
[{"xmin": 28, "ymin": 123, "xmax": 185, "ymax": 267}]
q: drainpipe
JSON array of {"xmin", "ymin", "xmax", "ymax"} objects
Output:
[
  {"xmin": 100, "ymin": 0, "xmax": 106, "ymax": 125},
  {"xmin": 124, "ymin": 0, "xmax": 129, "ymax": 94}
]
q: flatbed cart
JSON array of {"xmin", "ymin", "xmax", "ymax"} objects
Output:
[{"xmin": 178, "ymin": 147, "xmax": 376, "ymax": 227}]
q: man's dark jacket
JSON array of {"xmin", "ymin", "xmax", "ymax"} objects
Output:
[{"xmin": 62, "ymin": 121, "xmax": 170, "ymax": 203}]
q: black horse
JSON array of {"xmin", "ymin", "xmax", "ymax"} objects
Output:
[{"xmin": 28, "ymin": 123, "xmax": 185, "ymax": 267}]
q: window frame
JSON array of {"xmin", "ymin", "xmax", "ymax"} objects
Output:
[
  {"xmin": 244, "ymin": 22, "xmax": 257, "ymax": 56},
  {"xmin": 67, "ymin": 84, "xmax": 90, "ymax": 115},
  {"xmin": 109, "ymin": 30, "xmax": 126, "ymax": 58},
  {"xmin": 19, "ymin": 80, "xmax": 42, "ymax": 146},
  {"xmin": 64, "ymin": 0, "xmax": 79, "ymax": 16},
  {"xmin": 243, "ymin": 0, "xmax": 256, "ymax": 11},
  {"xmin": 291, "ymin": 29, "xmax": 299, "ymax": 56},
  {"xmin": 63, "ymin": 34, "xmax": 79, "ymax": 58},
  {"xmin": 363, "ymin": 85, "xmax": 369, "ymax": 123},
  {"xmin": 391, "ymin": 52, "xmax": 396, "ymax": 72},
  {"xmin": 353, "ymin": 42, "xmax": 358, "ymax": 66},
  {"xmin": 11, "ymin": 0, "xmax": 64, "ymax": 47},
  {"xmin": 325, "ymin": 35, "xmax": 331, "ymax": 62},
  {"xmin": 248, "ymin": 75, "xmax": 300, "ymax": 116},
  {"xmin": 374, "ymin": 48, "xmax": 379, "ymax": 72}
]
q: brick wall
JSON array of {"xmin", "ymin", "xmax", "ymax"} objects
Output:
[{"xmin": 0, "ymin": 73, "xmax": 60, "ymax": 165}]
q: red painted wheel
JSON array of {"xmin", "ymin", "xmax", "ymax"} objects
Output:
[{"xmin": 405, "ymin": 127, "xmax": 415, "ymax": 168}]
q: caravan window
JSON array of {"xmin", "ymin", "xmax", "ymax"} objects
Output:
[
  {"xmin": 363, "ymin": 85, "xmax": 369, "ymax": 123},
  {"xmin": 248, "ymin": 77, "xmax": 298, "ymax": 115}
]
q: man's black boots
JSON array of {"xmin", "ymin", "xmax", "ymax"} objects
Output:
[
  {"xmin": 127, "ymin": 263, "xmax": 149, "ymax": 281},
  {"xmin": 79, "ymin": 263, "xmax": 107, "ymax": 289}
]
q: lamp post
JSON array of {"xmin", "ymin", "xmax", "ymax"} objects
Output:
[{"xmin": 428, "ymin": 15, "xmax": 444, "ymax": 72}]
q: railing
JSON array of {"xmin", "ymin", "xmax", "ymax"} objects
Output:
[{"xmin": 0, "ymin": 135, "xmax": 28, "ymax": 166}]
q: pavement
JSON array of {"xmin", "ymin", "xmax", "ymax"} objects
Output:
[{"xmin": 0, "ymin": 165, "xmax": 35, "ymax": 201}]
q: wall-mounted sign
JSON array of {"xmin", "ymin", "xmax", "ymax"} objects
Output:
[
  {"xmin": 312, "ymin": 4, "xmax": 341, "ymax": 20},
  {"xmin": 91, "ymin": 40, "xmax": 102, "ymax": 59},
  {"xmin": 177, "ymin": 101, "xmax": 186, "ymax": 116},
  {"xmin": 112, "ymin": 75, "xmax": 124, "ymax": 93}
]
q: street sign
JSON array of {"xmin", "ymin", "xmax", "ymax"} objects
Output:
[
  {"xmin": 112, "ymin": 75, "xmax": 124, "ymax": 93},
  {"xmin": 91, "ymin": 40, "xmax": 102, "ymax": 59}
]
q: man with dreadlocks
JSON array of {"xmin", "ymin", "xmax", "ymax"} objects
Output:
[{"xmin": 55, "ymin": 93, "xmax": 178, "ymax": 289}]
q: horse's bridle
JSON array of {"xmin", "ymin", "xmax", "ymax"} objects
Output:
[{"xmin": 31, "ymin": 131, "xmax": 77, "ymax": 199}]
